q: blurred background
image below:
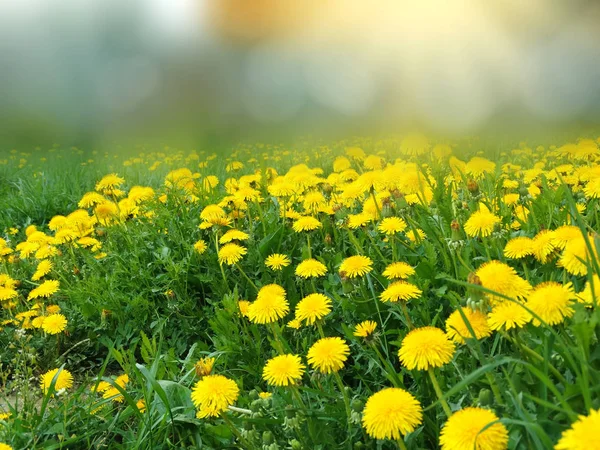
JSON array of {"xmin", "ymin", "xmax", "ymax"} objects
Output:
[{"xmin": 1, "ymin": 0, "xmax": 600, "ymax": 148}]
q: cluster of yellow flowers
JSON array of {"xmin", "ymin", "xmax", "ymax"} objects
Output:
[{"xmin": 2, "ymin": 135, "xmax": 600, "ymax": 449}]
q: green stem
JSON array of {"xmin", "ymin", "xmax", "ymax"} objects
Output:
[
  {"xmin": 221, "ymin": 412, "xmax": 256, "ymax": 450},
  {"xmin": 428, "ymin": 368, "xmax": 452, "ymax": 418},
  {"xmin": 254, "ymin": 200, "xmax": 267, "ymax": 235},
  {"xmin": 333, "ymin": 371, "xmax": 352, "ymax": 425},
  {"xmin": 400, "ymin": 303, "xmax": 414, "ymax": 329},
  {"xmin": 507, "ymin": 331, "xmax": 568, "ymax": 385},
  {"xmin": 235, "ymin": 263, "xmax": 259, "ymax": 293},
  {"xmin": 268, "ymin": 322, "xmax": 285, "ymax": 354},
  {"xmin": 396, "ymin": 437, "xmax": 408, "ymax": 450},
  {"xmin": 370, "ymin": 187, "xmax": 382, "ymax": 219},
  {"xmin": 316, "ymin": 321, "xmax": 326, "ymax": 339},
  {"xmin": 371, "ymin": 342, "xmax": 403, "ymax": 388}
]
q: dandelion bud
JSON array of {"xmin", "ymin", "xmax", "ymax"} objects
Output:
[
  {"xmin": 195, "ymin": 357, "xmax": 215, "ymax": 377},
  {"xmin": 478, "ymin": 388, "xmax": 492, "ymax": 406},
  {"xmin": 451, "ymin": 219, "xmax": 461, "ymax": 241},
  {"xmin": 351, "ymin": 399, "xmax": 364, "ymax": 412},
  {"xmin": 467, "ymin": 273, "xmax": 482, "ymax": 286},
  {"xmin": 285, "ymin": 405, "xmax": 295, "ymax": 419},
  {"xmin": 262, "ymin": 431, "xmax": 274, "ymax": 445},
  {"xmin": 467, "ymin": 179, "xmax": 479, "ymax": 194},
  {"xmin": 324, "ymin": 234, "xmax": 332, "ymax": 246},
  {"xmin": 290, "ymin": 439, "xmax": 302, "ymax": 450}
]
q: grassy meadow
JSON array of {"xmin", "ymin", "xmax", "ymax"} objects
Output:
[{"xmin": 0, "ymin": 136, "xmax": 600, "ymax": 449}]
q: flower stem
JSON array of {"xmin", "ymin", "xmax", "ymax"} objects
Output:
[
  {"xmin": 428, "ymin": 368, "xmax": 452, "ymax": 418},
  {"xmin": 316, "ymin": 321, "xmax": 326, "ymax": 339},
  {"xmin": 221, "ymin": 412, "xmax": 256, "ymax": 450},
  {"xmin": 333, "ymin": 371, "xmax": 352, "ymax": 425},
  {"xmin": 371, "ymin": 342, "xmax": 403, "ymax": 388},
  {"xmin": 235, "ymin": 263, "xmax": 258, "ymax": 293},
  {"xmin": 400, "ymin": 303, "xmax": 414, "ymax": 329},
  {"xmin": 268, "ymin": 322, "xmax": 285, "ymax": 354},
  {"xmin": 370, "ymin": 187, "xmax": 382, "ymax": 220},
  {"xmin": 396, "ymin": 437, "xmax": 408, "ymax": 450}
]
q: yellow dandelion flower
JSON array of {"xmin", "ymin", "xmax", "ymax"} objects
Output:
[
  {"xmin": 295, "ymin": 258, "xmax": 327, "ymax": 278},
  {"xmin": 40, "ymin": 368, "xmax": 73, "ymax": 394},
  {"xmin": 193, "ymin": 239, "xmax": 207, "ymax": 255},
  {"xmin": 258, "ymin": 392, "xmax": 272, "ymax": 399},
  {"xmin": 191, "ymin": 374, "xmax": 239, "ymax": 418},
  {"xmin": 502, "ymin": 193, "xmax": 520, "ymax": 206},
  {"xmin": 445, "ymin": 309, "xmax": 492, "ymax": 344},
  {"xmin": 559, "ymin": 234, "xmax": 598, "ymax": 276},
  {"xmin": 398, "ymin": 326, "xmax": 455, "ymax": 370},
  {"xmin": 195, "ymin": 357, "xmax": 215, "ymax": 377},
  {"xmin": 200, "ymin": 205, "xmax": 226, "ymax": 222},
  {"xmin": 31, "ymin": 316, "xmax": 45, "ymax": 328},
  {"xmin": 237, "ymin": 300, "xmax": 251, "ymax": 318},
  {"xmin": 466, "ymin": 157, "xmax": 496, "ymax": 178},
  {"xmin": 339, "ymin": 255, "xmax": 373, "ymax": 278},
  {"xmin": 42, "ymin": 314, "xmax": 67, "ymax": 335},
  {"xmin": 378, "ymin": 217, "xmax": 407, "ymax": 235},
  {"xmin": 292, "ymin": 216, "xmax": 322, "ymax": 232},
  {"xmin": 46, "ymin": 304, "xmax": 61, "ymax": 314},
  {"xmin": 295, "ymin": 293, "xmax": 332, "ymax": 325},
  {"xmin": 263, "ymin": 354, "xmax": 305, "ymax": 386},
  {"xmin": 247, "ymin": 288, "xmax": 289, "ymax": 324},
  {"xmin": 136, "ymin": 399, "xmax": 146, "ymax": 413},
  {"xmin": 32, "ymin": 259, "xmax": 53, "ymax": 281},
  {"xmin": 0, "ymin": 286, "xmax": 18, "ymax": 301},
  {"xmin": 406, "ymin": 228, "xmax": 426, "ymax": 243},
  {"xmin": 552, "ymin": 225, "xmax": 582, "ymax": 250},
  {"xmin": 532, "ymin": 230, "xmax": 556, "ymax": 264},
  {"xmin": 28, "ymin": 280, "xmax": 60, "ymax": 300},
  {"xmin": 555, "ymin": 409, "xmax": 600, "ymax": 450},
  {"xmin": 504, "ymin": 236, "xmax": 534, "ymax": 259},
  {"xmin": 307, "ymin": 337, "xmax": 350, "ymax": 374},
  {"xmin": 382, "ymin": 262, "xmax": 415, "ymax": 280},
  {"xmin": 333, "ymin": 156, "xmax": 351, "ymax": 172},
  {"xmin": 440, "ymin": 407, "xmax": 509, "ymax": 450},
  {"xmin": 219, "ymin": 229, "xmax": 250, "ymax": 244},
  {"xmin": 362, "ymin": 387, "xmax": 423, "ymax": 440},
  {"xmin": 218, "ymin": 243, "xmax": 247, "ymax": 266},
  {"xmin": 265, "ymin": 253, "xmax": 291, "ymax": 271},
  {"xmin": 354, "ymin": 320, "xmax": 377, "ymax": 338},
  {"xmin": 475, "ymin": 261, "xmax": 531, "ymax": 303},
  {"xmin": 487, "ymin": 301, "xmax": 531, "ymax": 331},
  {"xmin": 464, "ymin": 203, "xmax": 501, "ymax": 238},
  {"xmin": 526, "ymin": 282, "xmax": 575, "ymax": 326},
  {"xmin": 95, "ymin": 173, "xmax": 125, "ymax": 192},
  {"xmin": 584, "ymin": 178, "xmax": 600, "ymax": 199},
  {"xmin": 576, "ymin": 275, "xmax": 600, "ymax": 307},
  {"xmin": 287, "ymin": 318, "xmax": 302, "ymax": 329},
  {"xmin": 347, "ymin": 213, "xmax": 371, "ymax": 229},
  {"xmin": 380, "ymin": 281, "xmax": 422, "ymax": 303}
]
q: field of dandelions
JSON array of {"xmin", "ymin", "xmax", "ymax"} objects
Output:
[{"xmin": 1, "ymin": 136, "xmax": 600, "ymax": 450}]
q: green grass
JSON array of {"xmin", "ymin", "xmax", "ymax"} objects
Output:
[{"xmin": 0, "ymin": 138, "xmax": 599, "ymax": 449}]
